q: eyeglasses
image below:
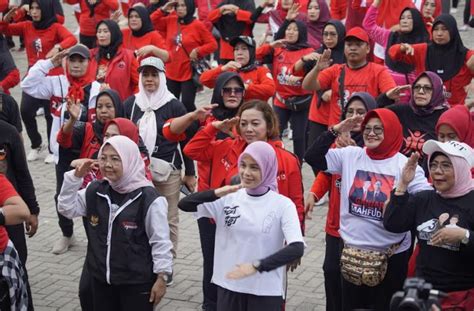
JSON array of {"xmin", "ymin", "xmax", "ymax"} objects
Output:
[
  {"xmin": 323, "ymin": 31, "xmax": 338, "ymax": 37},
  {"xmin": 413, "ymin": 84, "xmax": 433, "ymax": 94},
  {"xmin": 363, "ymin": 126, "xmax": 384, "ymax": 135},
  {"xmin": 98, "ymin": 156, "xmax": 122, "ymax": 167},
  {"xmin": 222, "ymin": 87, "xmax": 244, "ymax": 96},
  {"xmin": 429, "ymin": 162, "xmax": 453, "ymax": 172}
]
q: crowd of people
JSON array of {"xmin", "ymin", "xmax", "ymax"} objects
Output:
[{"xmin": 0, "ymin": 0, "xmax": 473, "ymax": 309}]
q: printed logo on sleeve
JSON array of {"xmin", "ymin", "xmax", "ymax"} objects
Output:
[{"xmin": 348, "ymin": 170, "xmax": 395, "ymax": 221}]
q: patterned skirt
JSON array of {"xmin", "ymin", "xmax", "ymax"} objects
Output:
[{"xmin": 0, "ymin": 240, "xmax": 28, "ymax": 311}]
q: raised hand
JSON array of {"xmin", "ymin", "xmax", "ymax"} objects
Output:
[
  {"xmin": 3, "ymin": 7, "xmax": 18, "ymax": 23},
  {"xmin": 400, "ymin": 152, "xmax": 419, "ymax": 186},
  {"xmin": 386, "ymin": 84, "xmax": 411, "ymax": 101},
  {"xmin": 193, "ymin": 104, "xmax": 218, "ymax": 122},
  {"xmin": 332, "ymin": 114, "xmax": 365, "ymax": 134},
  {"xmin": 270, "ymin": 39, "xmax": 288, "ymax": 49},
  {"xmin": 286, "ymin": 3, "xmax": 300, "ymax": 20},
  {"xmin": 74, "ymin": 159, "xmax": 97, "ymax": 178},
  {"xmin": 212, "ymin": 117, "xmax": 240, "ymax": 136},
  {"xmin": 161, "ymin": 0, "xmax": 177, "ymax": 13},
  {"xmin": 315, "ymin": 49, "xmax": 332, "ymax": 71},
  {"xmin": 215, "ymin": 184, "xmax": 242, "ymax": 197},
  {"xmin": 66, "ymin": 97, "xmax": 82, "ymax": 121},
  {"xmin": 50, "ymin": 49, "xmax": 68, "ymax": 67}
]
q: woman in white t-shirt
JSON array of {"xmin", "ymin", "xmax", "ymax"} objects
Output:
[
  {"xmin": 178, "ymin": 141, "xmax": 304, "ymax": 311},
  {"xmin": 305, "ymin": 108, "xmax": 432, "ymax": 310}
]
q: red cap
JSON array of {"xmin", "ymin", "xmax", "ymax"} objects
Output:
[{"xmin": 344, "ymin": 27, "xmax": 369, "ymax": 43}]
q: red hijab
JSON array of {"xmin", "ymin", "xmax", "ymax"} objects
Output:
[
  {"xmin": 361, "ymin": 108, "xmax": 403, "ymax": 160},
  {"xmin": 435, "ymin": 105, "xmax": 474, "ymax": 148},
  {"xmin": 103, "ymin": 118, "xmax": 140, "ymax": 143}
]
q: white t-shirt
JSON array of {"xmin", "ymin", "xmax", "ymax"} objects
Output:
[
  {"xmin": 326, "ymin": 146, "xmax": 431, "ymax": 253},
  {"xmin": 196, "ymin": 188, "xmax": 304, "ymax": 296}
]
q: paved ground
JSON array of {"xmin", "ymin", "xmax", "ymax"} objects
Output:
[{"xmin": 5, "ymin": 2, "xmax": 474, "ymax": 310}]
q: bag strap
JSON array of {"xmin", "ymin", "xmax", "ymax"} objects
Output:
[
  {"xmin": 338, "ymin": 65, "xmax": 346, "ymax": 110},
  {"xmin": 386, "ymin": 236, "xmax": 406, "ymax": 257}
]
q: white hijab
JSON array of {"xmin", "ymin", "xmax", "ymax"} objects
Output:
[{"xmin": 134, "ymin": 70, "xmax": 176, "ymax": 156}]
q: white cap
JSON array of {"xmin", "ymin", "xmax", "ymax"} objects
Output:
[
  {"xmin": 423, "ymin": 140, "xmax": 474, "ymax": 168},
  {"xmin": 138, "ymin": 57, "xmax": 165, "ymax": 73}
]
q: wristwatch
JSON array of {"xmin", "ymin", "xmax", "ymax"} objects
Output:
[
  {"xmin": 252, "ymin": 260, "xmax": 261, "ymax": 272},
  {"xmin": 461, "ymin": 230, "xmax": 470, "ymax": 245}
]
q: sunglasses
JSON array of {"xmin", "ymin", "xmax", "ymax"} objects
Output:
[
  {"xmin": 363, "ymin": 126, "xmax": 384, "ymax": 135},
  {"xmin": 222, "ymin": 87, "xmax": 244, "ymax": 96}
]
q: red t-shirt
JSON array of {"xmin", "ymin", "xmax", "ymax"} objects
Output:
[
  {"xmin": 318, "ymin": 62, "xmax": 396, "ymax": 125},
  {"xmin": 121, "ymin": 28, "xmax": 168, "ymax": 61},
  {"xmin": 0, "ymin": 174, "xmax": 18, "ymax": 252}
]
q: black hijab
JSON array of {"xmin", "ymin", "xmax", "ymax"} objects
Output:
[
  {"xmin": 29, "ymin": 0, "xmax": 57, "ymax": 29},
  {"xmin": 214, "ymin": 0, "xmax": 255, "ymax": 41},
  {"xmin": 179, "ymin": 0, "xmax": 196, "ymax": 24},
  {"xmin": 426, "ymin": 14, "xmax": 468, "ymax": 81},
  {"xmin": 93, "ymin": 89, "xmax": 124, "ymax": 142},
  {"xmin": 0, "ymin": 36, "xmax": 17, "ymax": 82},
  {"xmin": 276, "ymin": 20, "xmax": 310, "ymax": 51},
  {"xmin": 385, "ymin": 8, "xmax": 429, "ymax": 74},
  {"xmin": 341, "ymin": 92, "xmax": 377, "ymax": 146},
  {"xmin": 97, "ymin": 20, "xmax": 123, "ymax": 60},
  {"xmin": 128, "ymin": 6, "xmax": 154, "ymax": 37},
  {"xmin": 316, "ymin": 19, "xmax": 346, "ymax": 64},
  {"xmin": 231, "ymin": 36, "xmax": 256, "ymax": 72},
  {"xmin": 211, "ymin": 72, "xmax": 245, "ymax": 122}
]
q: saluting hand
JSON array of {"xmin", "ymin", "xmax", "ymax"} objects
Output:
[
  {"xmin": 270, "ymin": 39, "xmax": 288, "ymax": 49},
  {"xmin": 74, "ymin": 159, "xmax": 97, "ymax": 178},
  {"xmin": 192, "ymin": 104, "xmax": 218, "ymax": 121},
  {"xmin": 50, "ymin": 49, "xmax": 68, "ymax": 67},
  {"xmin": 3, "ymin": 7, "xmax": 18, "ymax": 23},
  {"xmin": 212, "ymin": 117, "xmax": 240, "ymax": 137},
  {"xmin": 214, "ymin": 184, "xmax": 242, "ymax": 197},
  {"xmin": 386, "ymin": 84, "xmax": 411, "ymax": 101},
  {"xmin": 332, "ymin": 114, "xmax": 364, "ymax": 134}
]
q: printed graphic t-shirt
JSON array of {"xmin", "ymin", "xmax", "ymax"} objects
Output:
[
  {"xmin": 326, "ymin": 146, "xmax": 431, "ymax": 252},
  {"xmin": 195, "ymin": 188, "xmax": 304, "ymax": 296}
]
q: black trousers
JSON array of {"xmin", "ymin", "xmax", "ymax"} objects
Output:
[
  {"xmin": 341, "ymin": 249, "xmax": 410, "ymax": 311},
  {"xmin": 20, "ymin": 92, "xmax": 52, "ymax": 150},
  {"xmin": 464, "ymin": 0, "xmax": 472, "ymax": 24},
  {"xmin": 55, "ymin": 162, "xmax": 74, "ymax": 237},
  {"xmin": 79, "ymin": 34, "xmax": 96, "ymax": 49},
  {"xmin": 79, "ymin": 251, "xmax": 93, "ymax": 311},
  {"xmin": 306, "ymin": 120, "xmax": 328, "ymax": 174},
  {"xmin": 273, "ymin": 105, "xmax": 309, "ymax": 163},
  {"xmin": 167, "ymin": 79, "xmax": 197, "ymax": 112},
  {"xmin": 198, "ymin": 218, "xmax": 217, "ymax": 311},
  {"xmin": 5, "ymin": 225, "xmax": 34, "ymax": 311},
  {"xmin": 323, "ymin": 234, "xmax": 342, "ymax": 311},
  {"xmin": 216, "ymin": 286, "xmax": 283, "ymax": 311},
  {"xmin": 91, "ymin": 277, "xmax": 154, "ymax": 311}
]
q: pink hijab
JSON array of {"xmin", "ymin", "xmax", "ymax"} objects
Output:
[
  {"xmin": 428, "ymin": 153, "xmax": 474, "ymax": 198},
  {"xmin": 98, "ymin": 135, "xmax": 153, "ymax": 194}
]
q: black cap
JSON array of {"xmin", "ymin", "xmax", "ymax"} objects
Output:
[
  {"xmin": 67, "ymin": 44, "xmax": 91, "ymax": 59},
  {"xmin": 230, "ymin": 36, "xmax": 255, "ymax": 48}
]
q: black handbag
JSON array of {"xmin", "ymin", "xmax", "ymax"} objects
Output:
[{"xmin": 283, "ymin": 94, "xmax": 312, "ymax": 111}]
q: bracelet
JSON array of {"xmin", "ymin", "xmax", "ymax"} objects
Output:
[
  {"xmin": 394, "ymin": 188, "xmax": 406, "ymax": 195},
  {"xmin": 328, "ymin": 126, "xmax": 339, "ymax": 137}
]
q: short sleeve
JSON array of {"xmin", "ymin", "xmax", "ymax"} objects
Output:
[
  {"xmin": 325, "ymin": 148, "xmax": 345, "ymax": 175},
  {"xmin": 281, "ymin": 200, "xmax": 305, "ymax": 245},
  {"xmin": 0, "ymin": 175, "xmax": 18, "ymax": 205},
  {"xmin": 195, "ymin": 196, "xmax": 225, "ymax": 220},
  {"xmin": 318, "ymin": 65, "xmax": 338, "ymax": 91}
]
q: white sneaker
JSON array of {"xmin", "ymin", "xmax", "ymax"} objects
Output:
[
  {"xmin": 27, "ymin": 145, "xmax": 44, "ymax": 162},
  {"xmin": 459, "ymin": 24, "xmax": 469, "ymax": 32},
  {"xmin": 36, "ymin": 107, "xmax": 45, "ymax": 116},
  {"xmin": 44, "ymin": 153, "xmax": 54, "ymax": 164},
  {"xmin": 450, "ymin": 7, "xmax": 458, "ymax": 13},
  {"xmin": 52, "ymin": 235, "xmax": 76, "ymax": 255}
]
